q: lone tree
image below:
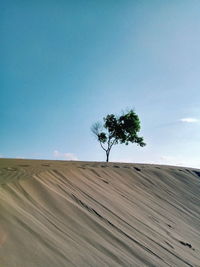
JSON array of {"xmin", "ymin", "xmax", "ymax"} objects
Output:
[{"xmin": 91, "ymin": 109, "xmax": 146, "ymax": 162}]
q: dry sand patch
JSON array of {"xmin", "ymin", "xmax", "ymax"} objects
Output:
[{"xmin": 0, "ymin": 159, "xmax": 200, "ymax": 266}]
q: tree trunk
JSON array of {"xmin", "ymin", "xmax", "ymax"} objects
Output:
[{"xmin": 106, "ymin": 151, "xmax": 109, "ymax": 162}]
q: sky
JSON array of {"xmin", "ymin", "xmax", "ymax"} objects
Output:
[{"xmin": 1, "ymin": 0, "xmax": 200, "ymax": 168}]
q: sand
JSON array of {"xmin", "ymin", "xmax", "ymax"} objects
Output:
[{"xmin": 0, "ymin": 158, "xmax": 200, "ymax": 266}]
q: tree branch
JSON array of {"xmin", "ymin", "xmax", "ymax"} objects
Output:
[
  {"xmin": 108, "ymin": 138, "xmax": 116, "ymax": 151},
  {"xmin": 99, "ymin": 141, "xmax": 107, "ymax": 152}
]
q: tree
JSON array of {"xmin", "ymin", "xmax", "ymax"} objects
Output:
[{"xmin": 91, "ymin": 109, "xmax": 146, "ymax": 162}]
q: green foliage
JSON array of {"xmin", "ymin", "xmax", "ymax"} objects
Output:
[{"xmin": 91, "ymin": 109, "xmax": 146, "ymax": 162}]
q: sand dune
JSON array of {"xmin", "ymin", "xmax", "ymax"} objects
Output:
[{"xmin": 0, "ymin": 159, "xmax": 200, "ymax": 266}]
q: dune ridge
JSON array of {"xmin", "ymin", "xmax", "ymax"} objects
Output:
[{"xmin": 0, "ymin": 159, "xmax": 200, "ymax": 266}]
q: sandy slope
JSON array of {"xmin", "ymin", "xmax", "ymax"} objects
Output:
[{"xmin": 0, "ymin": 159, "xmax": 200, "ymax": 267}]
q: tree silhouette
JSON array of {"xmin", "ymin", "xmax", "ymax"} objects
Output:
[{"xmin": 91, "ymin": 109, "xmax": 146, "ymax": 162}]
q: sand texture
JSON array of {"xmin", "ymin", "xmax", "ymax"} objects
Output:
[{"xmin": 0, "ymin": 159, "xmax": 200, "ymax": 266}]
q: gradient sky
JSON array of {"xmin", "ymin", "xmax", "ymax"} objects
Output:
[{"xmin": 1, "ymin": 0, "xmax": 200, "ymax": 168}]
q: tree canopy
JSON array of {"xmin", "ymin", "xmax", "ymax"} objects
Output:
[{"xmin": 91, "ymin": 109, "xmax": 146, "ymax": 162}]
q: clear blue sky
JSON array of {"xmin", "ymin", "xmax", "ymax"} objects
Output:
[{"xmin": 1, "ymin": 0, "xmax": 200, "ymax": 168}]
